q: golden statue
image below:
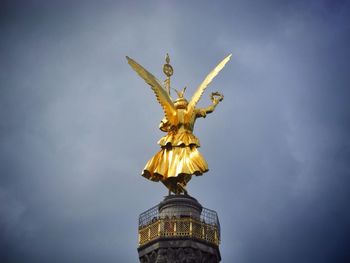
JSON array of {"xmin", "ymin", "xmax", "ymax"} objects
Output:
[{"xmin": 126, "ymin": 54, "xmax": 231, "ymax": 194}]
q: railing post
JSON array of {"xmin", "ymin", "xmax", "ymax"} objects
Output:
[
  {"xmin": 189, "ymin": 218, "xmax": 193, "ymax": 236},
  {"xmin": 214, "ymin": 229, "xmax": 218, "ymax": 245},
  {"xmin": 148, "ymin": 227, "xmax": 151, "ymax": 241},
  {"xmin": 158, "ymin": 220, "xmax": 161, "ymax": 237},
  {"xmin": 202, "ymin": 223, "xmax": 205, "ymax": 240}
]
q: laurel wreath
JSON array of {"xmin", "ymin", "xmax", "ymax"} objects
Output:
[{"xmin": 210, "ymin": 91, "xmax": 224, "ymax": 102}]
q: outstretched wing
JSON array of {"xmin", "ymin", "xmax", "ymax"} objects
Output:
[
  {"xmin": 126, "ymin": 56, "xmax": 177, "ymax": 125},
  {"xmin": 186, "ymin": 54, "xmax": 232, "ymax": 115}
]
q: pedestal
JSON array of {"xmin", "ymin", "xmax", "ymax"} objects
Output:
[{"xmin": 138, "ymin": 194, "xmax": 221, "ymax": 263}]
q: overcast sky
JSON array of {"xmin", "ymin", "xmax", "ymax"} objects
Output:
[{"xmin": 1, "ymin": 0, "xmax": 350, "ymax": 262}]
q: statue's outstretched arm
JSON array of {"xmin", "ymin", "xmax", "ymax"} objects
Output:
[{"xmin": 196, "ymin": 92, "xmax": 224, "ymax": 118}]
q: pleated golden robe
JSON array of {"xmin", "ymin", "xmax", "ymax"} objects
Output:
[{"xmin": 142, "ymin": 109, "xmax": 208, "ymax": 193}]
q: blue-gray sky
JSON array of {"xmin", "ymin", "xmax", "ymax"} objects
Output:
[{"xmin": 1, "ymin": 0, "xmax": 350, "ymax": 262}]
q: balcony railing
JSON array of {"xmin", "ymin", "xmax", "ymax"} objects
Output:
[{"xmin": 138, "ymin": 205, "xmax": 220, "ymax": 247}]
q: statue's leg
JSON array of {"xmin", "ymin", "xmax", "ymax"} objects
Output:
[{"xmin": 176, "ymin": 182, "xmax": 188, "ymax": 195}]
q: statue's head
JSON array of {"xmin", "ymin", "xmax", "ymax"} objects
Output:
[
  {"xmin": 174, "ymin": 97, "xmax": 188, "ymax": 109},
  {"xmin": 173, "ymin": 87, "xmax": 188, "ymax": 109}
]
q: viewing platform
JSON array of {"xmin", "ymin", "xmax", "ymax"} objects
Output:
[{"xmin": 138, "ymin": 195, "xmax": 221, "ymax": 262}]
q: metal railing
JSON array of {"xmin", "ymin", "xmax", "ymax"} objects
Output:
[{"xmin": 138, "ymin": 205, "xmax": 220, "ymax": 247}]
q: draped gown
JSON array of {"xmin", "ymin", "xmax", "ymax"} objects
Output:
[{"xmin": 142, "ymin": 108, "xmax": 208, "ymax": 193}]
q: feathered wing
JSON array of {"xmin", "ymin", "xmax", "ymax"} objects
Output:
[
  {"xmin": 186, "ymin": 54, "xmax": 232, "ymax": 116},
  {"xmin": 126, "ymin": 56, "xmax": 177, "ymax": 125}
]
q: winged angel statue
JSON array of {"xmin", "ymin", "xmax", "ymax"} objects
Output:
[{"xmin": 126, "ymin": 54, "xmax": 231, "ymax": 194}]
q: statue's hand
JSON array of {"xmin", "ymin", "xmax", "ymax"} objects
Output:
[
  {"xmin": 159, "ymin": 118, "xmax": 172, "ymax": 132},
  {"xmin": 199, "ymin": 109, "xmax": 207, "ymax": 118},
  {"xmin": 210, "ymin": 92, "xmax": 224, "ymax": 104}
]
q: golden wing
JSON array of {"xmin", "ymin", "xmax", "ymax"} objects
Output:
[
  {"xmin": 186, "ymin": 54, "xmax": 232, "ymax": 115},
  {"xmin": 126, "ymin": 56, "xmax": 177, "ymax": 125}
]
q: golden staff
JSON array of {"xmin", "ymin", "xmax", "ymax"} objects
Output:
[{"xmin": 163, "ymin": 53, "xmax": 173, "ymax": 96}]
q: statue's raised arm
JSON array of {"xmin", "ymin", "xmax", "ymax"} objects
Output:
[{"xmin": 196, "ymin": 91, "xmax": 224, "ymax": 118}]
